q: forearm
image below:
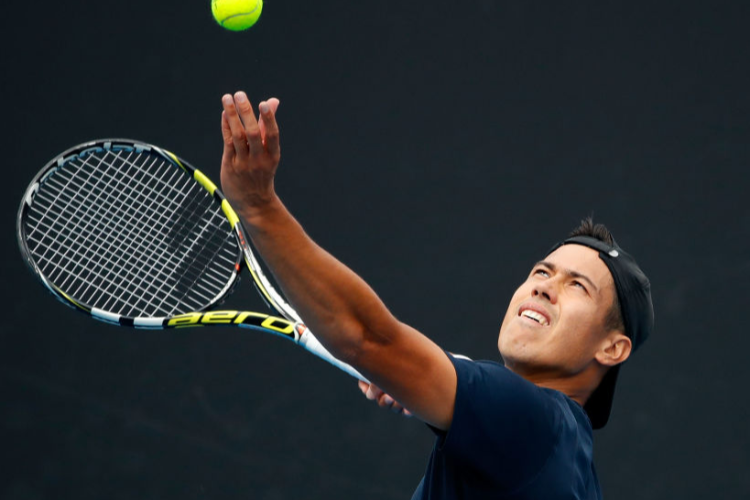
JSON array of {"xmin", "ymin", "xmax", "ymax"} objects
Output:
[{"xmin": 238, "ymin": 194, "xmax": 399, "ymax": 363}]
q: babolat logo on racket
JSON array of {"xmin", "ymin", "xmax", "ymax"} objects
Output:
[{"xmin": 168, "ymin": 311, "xmax": 296, "ymax": 336}]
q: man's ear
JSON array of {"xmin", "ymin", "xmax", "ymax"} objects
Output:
[{"xmin": 595, "ymin": 332, "xmax": 632, "ymax": 367}]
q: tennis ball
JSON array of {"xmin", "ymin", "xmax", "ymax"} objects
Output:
[{"xmin": 212, "ymin": 0, "xmax": 263, "ymax": 31}]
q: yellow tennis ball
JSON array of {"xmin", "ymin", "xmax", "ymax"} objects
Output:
[{"xmin": 211, "ymin": 0, "xmax": 263, "ymax": 31}]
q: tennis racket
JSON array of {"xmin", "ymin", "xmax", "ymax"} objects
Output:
[{"xmin": 17, "ymin": 138, "xmax": 367, "ymax": 381}]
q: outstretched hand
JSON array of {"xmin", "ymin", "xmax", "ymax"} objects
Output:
[{"xmin": 220, "ymin": 91, "xmax": 281, "ymax": 219}]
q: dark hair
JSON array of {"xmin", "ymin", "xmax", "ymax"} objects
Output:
[{"xmin": 569, "ymin": 217, "xmax": 625, "ymax": 333}]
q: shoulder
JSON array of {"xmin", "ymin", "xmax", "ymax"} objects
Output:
[
  {"xmin": 430, "ymin": 356, "xmax": 572, "ymax": 490},
  {"xmin": 444, "ymin": 355, "xmax": 565, "ymax": 454},
  {"xmin": 542, "ymin": 387, "xmax": 594, "ymax": 432},
  {"xmin": 517, "ymin": 389, "xmax": 598, "ymax": 498},
  {"xmin": 450, "ymin": 356, "xmax": 590, "ymax": 432},
  {"xmin": 450, "ymin": 356, "xmax": 560, "ymax": 419},
  {"xmin": 441, "ymin": 356, "xmax": 597, "ymax": 495}
]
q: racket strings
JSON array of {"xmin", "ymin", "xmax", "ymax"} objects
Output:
[
  {"xmin": 28, "ymin": 169, "xmax": 211, "ymax": 314},
  {"xmin": 27, "ymin": 151, "xmax": 197, "ymax": 314},
  {"xmin": 40, "ymin": 163, "xmax": 225, "ymax": 290},
  {"xmin": 29, "ymin": 150, "xmax": 234, "ymax": 316},
  {"xmin": 24, "ymin": 147, "xmax": 238, "ymax": 317},
  {"xmin": 26, "ymin": 153, "xmax": 176, "ymax": 315},
  {"xmin": 31, "ymin": 154, "xmax": 192, "ymax": 293},
  {"xmin": 66, "ymin": 153, "xmax": 226, "ymax": 311}
]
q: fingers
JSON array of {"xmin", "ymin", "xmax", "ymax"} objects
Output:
[
  {"xmin": 221, "ymin": 92, "xmax": 280, "ymax": 162},
  {"xmin": 222, "ymin": 94, "xmax": 249, "ymax": 160},
  {"xmin": 357, "ymin": 381, "xmax": 412, "ymax": 417},
  {"xmin": 258, "ymin": 98, "xmax": 280, "ymax": 161},
  {"xmin": 379, "ymin": 393, "xmax": 395, "ymax": 407},
  {"xmin": 221, "ymin": 111, "xmax": 235, "ymax": 160},
  {"xmin": 381, "ymin": 396, "xmax": 412, "ymax": 417},
  {"xmin": 366, "ymin": 384, "xmax": 384, "ymax": 401},
  {"xmin": 233, "ymin": 91, "xmax": 264, "ymax": 156},
  {"xmin": 264, "ymin": 97, "xmax": 280, "ymax": 114}
]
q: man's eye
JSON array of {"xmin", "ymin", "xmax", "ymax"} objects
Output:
[
  {"xmin": 572, "ymin": 281, "xmax": 586, "ymax": 290},
  {"xmin": 535, "ymin": 269, "xmax": 549, "ymax": 277}
]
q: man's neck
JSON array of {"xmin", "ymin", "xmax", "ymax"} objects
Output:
[{"xmin": 506, "ymin": 363, "xmax": 606, "ymax": 407}]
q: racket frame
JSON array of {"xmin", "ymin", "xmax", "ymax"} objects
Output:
[{"xmin": 18, "ymin": 139, "xmax": 368, "ymax": 380}]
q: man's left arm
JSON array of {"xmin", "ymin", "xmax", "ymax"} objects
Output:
[{"xmin": 219, "ymin": 92, "xmax": 456, "ymax": 430}]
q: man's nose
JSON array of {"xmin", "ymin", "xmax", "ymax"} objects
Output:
[{"xmin": 532, "ymin": 281, "xmax": 557, "ymax": 303}]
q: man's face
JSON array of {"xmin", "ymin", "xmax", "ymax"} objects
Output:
[{"xmin": 497, "ymin": 244, "xmax": 618, "ymax": 378}]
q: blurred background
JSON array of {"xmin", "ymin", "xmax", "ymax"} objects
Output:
[{"xmin": 2, "ymin": 1, "xmax": 749, "ymax": 498}]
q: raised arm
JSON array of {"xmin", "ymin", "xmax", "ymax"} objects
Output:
[{"xmin": 219, "ymin": 91, "xmax": 456, "ymax": 429}]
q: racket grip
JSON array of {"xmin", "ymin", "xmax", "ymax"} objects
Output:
[{"xmin": 297, "ymin": 328, "xmax": 370, "ymax": 383}]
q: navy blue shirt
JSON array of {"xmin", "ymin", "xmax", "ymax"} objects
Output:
[{"xmin": 412, "ymin": 355, "xmax": 601, "ymax": 499}]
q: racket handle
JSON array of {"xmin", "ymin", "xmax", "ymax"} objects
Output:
[{"xmin": 297, "ymin": 327, "xmax": 370, "ymax": 383}]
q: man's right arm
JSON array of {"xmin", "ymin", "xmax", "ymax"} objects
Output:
[{"xmin": 219, "ymin": 91, "xmax": 457, "ymax": 430}]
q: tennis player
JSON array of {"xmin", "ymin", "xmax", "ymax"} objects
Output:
[{"xmin": 219, "ymin": 91, "xmax": 653, "ymax": 499}]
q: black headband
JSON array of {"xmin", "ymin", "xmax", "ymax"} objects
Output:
[{"xmin": 548, "ymin": 235, "xmax": 653, "ymax": 351}]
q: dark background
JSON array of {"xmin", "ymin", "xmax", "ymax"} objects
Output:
[{"xmin": 2, "ymin": 1, "xmax": 749, "ymax": 498}]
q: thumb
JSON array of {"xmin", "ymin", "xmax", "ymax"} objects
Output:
[
  {"xmin": 265, "ymin": 98, "xmax": 280, "ymax": 114},
  {"xmin": 258, "ymin": 98, "xmax": 280, "ymax": 141}
]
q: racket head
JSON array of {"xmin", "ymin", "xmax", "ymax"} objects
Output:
[
  {"xmin": 18, "ymin": 139, "xmax": 367, "ymax": 381},
  {"xmin": 17, "ymin": 139, "xmax": 244, "ymax": 327}
]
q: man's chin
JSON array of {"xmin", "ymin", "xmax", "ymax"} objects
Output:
[{"xmin": 498, "ymin": 341, "xmax": 537, "ymax": 370}]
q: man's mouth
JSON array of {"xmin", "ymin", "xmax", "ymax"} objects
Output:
[{"xmin": 518, "ymin": 306, "xmax": 551, "ymax": 326}]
